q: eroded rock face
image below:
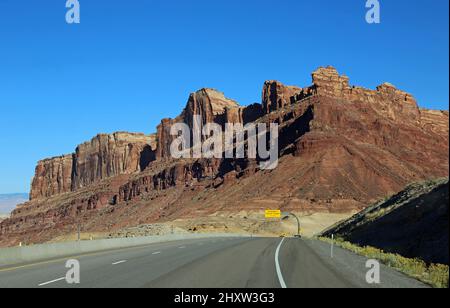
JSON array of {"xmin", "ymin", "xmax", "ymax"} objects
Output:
[
  {"xmin": 374, "ymin": 82, "xmax": 420, "ymax": 122},
  {"xmin": 156, "ymin": 118, "xmax": 176, "ymax": 160},
  {"xmin": 312, "ymin": 66, "xmax": 351, "ymax": 97},
  {"xmin": 262, "ymin": 81, "xmax": 302, "ymax": 114},
  {"xmin": 181, "ymin": 88, "xmax": 239, "ymax": 127},
  {"xmin": 2, "ymin": 66, "xmax": 449, "ymax": 247},
  {"xmin": 118, "ymin": 159, "xmax": 223, "ymax": 202},
  {"xmin": 224, "ymin": 106, "xmax": 245, "ymax": 124},
  {"xmin": 157, "ymin": 88, "xmax": 240, "ymax": 159},
  {"xmin": 420, "ymin": 109, "xmax": 449, "ymax": 135},
  {"xmin": 30, "ymin": 155, "xmax": 74, "ymax": 200},
  {"xmin": 72, "ymin": 132, "xmax": 154, "ymax": 190},
  {"xmin": 310, "ymin": 66, "xmax": 421, "ymax": 124},
  {"xmin": 224, "ymin": 104, "xmax": 264, "ymax": 125},
  {"xmin": 30, "ymin": 133, "xmax": 156, "ymax": 200}
]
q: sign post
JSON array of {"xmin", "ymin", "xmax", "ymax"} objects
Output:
[
  {"xmin": 282, "ymin": 212, "xmax": 302, "ymax": 238},
  {"xmin": 265, "ymin": 210, "xmax": 302, "ymax": 238},
  {"xmin": 331, "ymin": 234, "xmax": 334, "ymax": 258}
]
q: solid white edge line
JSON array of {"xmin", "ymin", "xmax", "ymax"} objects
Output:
[
  {"xmin": 275, "ymin": 238, "xmax": 287, "ymax": 289},
  {"xmin": 38, "ymin": 277, "xmax": 66, "ymax": 287},
  {"xmin": 112, "ymin": 260, "xmax": 127, "ymax": 265}
]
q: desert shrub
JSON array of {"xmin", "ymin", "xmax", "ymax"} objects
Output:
[{"xmin": 318, "ymin": 237, "xmax": 449, "ymax": 288}]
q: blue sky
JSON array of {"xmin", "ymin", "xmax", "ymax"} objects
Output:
[{"xmin": 0, "ymin": 0, "xmax": 448, "ymax": 194}]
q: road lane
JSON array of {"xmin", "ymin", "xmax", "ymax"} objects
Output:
[
  {"xmin": 0, "ymin": 237, "xmax": 429, "ymax": 288},
  {"xmin": 146, "ymin": 238, "xmax": 281, "ymax": 288},
  {"xmin": 70, "ymin": 238, "xmax": 251, "ymax": 288},
  {"xmin": 0, "ymin": 238, "xmax": 249, "ymax": 288},
  {"xmin": 38, "ymin": 277, "xmax": 66, "ymax": 287},
  {"xmin": 279, "ymin": 238, "xmax": 356, "ymax": 288}
]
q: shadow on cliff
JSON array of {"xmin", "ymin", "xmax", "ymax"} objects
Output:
[
  {"xmin": 140, "ymin": 145, "xmax": 156, "ymax": 171},
  {"xmin": 217, "ymin": 105, "xmax": 314, "ymax": 179}
]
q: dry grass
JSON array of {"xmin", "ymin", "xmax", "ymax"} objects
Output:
[
  {"xmin": 319, "ymin": 237, "xmax": 449, "ymax": 288},
  {"xmin": 171, "ymin": 211, "xmax": 355, "ymax": 238},
  {"xmin": 48, "ymin": 232, "xmax": 109, "ymax": 243}
]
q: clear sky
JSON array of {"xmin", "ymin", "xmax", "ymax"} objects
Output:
[{"xmin": 0, "ymin": 0, "xmax": 448, "ymax": 194}]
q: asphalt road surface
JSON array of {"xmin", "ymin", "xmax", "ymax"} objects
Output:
[{"xmin": 0, "ymin": 237, "xmax": 428, "ymax": 288}]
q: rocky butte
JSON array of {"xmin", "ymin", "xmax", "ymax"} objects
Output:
[
  {"xmin": 30, "ymin": 132, "xmax": 156, "ymax": 200},
  {"xmin": 0, "ymin": 66, "xmax": 448, "ymax": 246}
]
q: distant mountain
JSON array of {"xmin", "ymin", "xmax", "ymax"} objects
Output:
[{"xmin": 0, "ymin": 193, "xmax": 28, "ymax": 215}]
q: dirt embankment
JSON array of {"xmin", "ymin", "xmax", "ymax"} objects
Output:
[{"xmin": 322, "ymin": 179, "xmax": 449, "ymax": 265}]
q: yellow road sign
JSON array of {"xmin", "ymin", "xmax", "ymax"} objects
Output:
[{"xmin": 265, "ymin": 210, "xmax": 281, "ymax": 219}]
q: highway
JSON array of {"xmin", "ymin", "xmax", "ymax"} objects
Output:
[{"xmin": 0, "ymin": 237, "xmax": 428, "ymax": 288}]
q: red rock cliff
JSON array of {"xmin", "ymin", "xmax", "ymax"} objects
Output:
[
  {"xmin": 30, "ymin": 155, "xmax": 74, "ymax": 200},
  {"xmin": 2, "ymin": 66, "xmax": 448, "ymax": 247},
  {"xmin": 262, "ymin": 81, "xmax": 302, "ymax": 114},
  {"xmin": 157, "ymin": 88, "xmax": 244, "ymax": 159},
  {"xmin": 30, "ymin": 132, "xmax": 156, "ymax": 200}
]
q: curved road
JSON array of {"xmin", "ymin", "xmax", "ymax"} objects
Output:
[{"xmin": 0, "ymin": 237, "xmax": 428, "ymax": 288}]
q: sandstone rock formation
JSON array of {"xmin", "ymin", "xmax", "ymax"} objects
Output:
[
  {"xmin": 224, "ymin": 103, "xmax": 264, "ymax": 125},
  {"xmin": 311, "ymin": 66, "xmax": 351, "ymax": 97},
  {"xmin": 181, "ymin": 88, "xmax": 239, "ymax": 127},
  {"xmin": 157, "ymin": 88, "xmax": 242, "ymax": 159},
  {"xmin": 30, "ymin": 155, "xmax": 74, "ymax": 200},
  {"xmin": 420, "ymin": 109, "xmax": 450, "ymax": 135},
  {"xmin": 72, "ymin": 132, "xmax": 155, "ymax": 190},
  {"xmin": 262, "ymin": 81, "xmax": 302, "ymax": 114},
  {"xmin": 1, "ymin": 66, "xmax": 448, "ymax": 247},
  {"xmin": 156, "ymin": 118, "xmax": 176, "ymax": 160},
  {"xmin": 30, "ymin": 132, "xmax": 156, "ymax": 200}
]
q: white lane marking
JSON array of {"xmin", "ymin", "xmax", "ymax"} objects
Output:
[
  {"xmin": 38, "ymin": 277, "xmax": 66, "ymax": 287},
  {"xmin": 178, "ymin": 246, "xmax": 186, "ymax": 249},
  {"xmin": 275, "ymin": 238, "xmax": 287, "ymax": 289},
  {"xmin": 112, "ymin": 260, "xmax": 127, "ymax": 265},
  {"xmin": 152, "ymin": 251, "xmax": 161, "ymax": 255}
]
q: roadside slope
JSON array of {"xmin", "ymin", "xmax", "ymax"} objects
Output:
[{"xmin": 321, "ymin": 178, "xmax": 449, "ymax": 265}]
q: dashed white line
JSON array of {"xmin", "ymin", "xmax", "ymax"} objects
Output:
[
  {"xmin": 275, "ymin": 238, "xmax": 287, "ymax": 289},
  {"xmin": 152, "ymin": 251, "xmax": 161, "ymax": 255},
  {"xmin": 178, "ymin": 246, "xmax": 186, "ymax": 249},
  {"xmin": 38, "ymin": 277, "xmax": 66, "ymax": 287},
  {"xmin": 112, "ymin": 260, "xmax": 127, "ymax": 265}
]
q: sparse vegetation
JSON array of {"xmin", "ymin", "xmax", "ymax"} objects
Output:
[{"xmin": 318, "ymin": 237, "xmax": 449, "ymax": 288}]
